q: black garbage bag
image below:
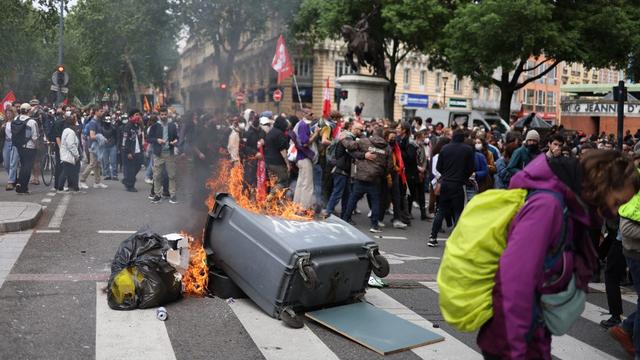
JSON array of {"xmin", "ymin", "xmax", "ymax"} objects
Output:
[{"xmin": 107, "ymin": 231, "xmax": 182, "ymax": 310}]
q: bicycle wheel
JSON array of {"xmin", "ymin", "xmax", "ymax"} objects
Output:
[{"xmin": 41, "ymin": 153, "xmax": 54, "ymax": 187}]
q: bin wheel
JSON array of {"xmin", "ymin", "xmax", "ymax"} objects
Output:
[
  {"xmin": 281, "ymin": 308, "xmax": 304, "ymax": 329},
  {"xmin": 301, "ymin": 265, "xmax": 318, "ymax": 289},
  {"xmin": 371, "ymin": 254, "xmax": 390, "ymax": 278}
]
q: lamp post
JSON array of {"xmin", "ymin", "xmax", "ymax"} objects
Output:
[{"xmin": 442, "ymin": 76, "xmax": 449, "ymax": 109}]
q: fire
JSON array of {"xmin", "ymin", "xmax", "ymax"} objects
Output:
[
  {"xmin": 206, "ymin": 159, "xmax": 313, "ymax": 221},
  {"xmin": 181, "ymin": 232, "xmax": 209, "ymax": 297}
]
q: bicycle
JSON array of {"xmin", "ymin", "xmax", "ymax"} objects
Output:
[{"xmin": 41, "ymin": 141, "xmax": 56, "ymax": 187}]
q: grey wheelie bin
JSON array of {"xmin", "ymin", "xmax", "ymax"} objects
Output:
[{"xmin": 204, "ymin": 193, "xmax": 389, "ymax": 328}]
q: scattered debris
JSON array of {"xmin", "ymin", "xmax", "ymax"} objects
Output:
[{"xmin": 156, "ymin": 307, "xmax": 168, "ymax": 321}]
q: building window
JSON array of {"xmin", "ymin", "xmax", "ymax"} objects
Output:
[
  {"xmin": 453, "ymin": 77, "xmax": 462, "ymax": 94},
  {"xmin": 403, "ymin": 68, "xmax": 410, "ymax": 89},
  {"xmin": 482, "ymin": 87, "xmax": 489, "ymax": 101},
  {"xmin": 435, "ymin": 72, "xmax": 442, "ymax": 93},
  {"xmin": 524, "ymin": 89, "xmax": 535, "ymax": 111},
  {"xmin": 537, "ymin": 63, "xmax": 546, "ymax": 83},
  {"xmin": 419, "ymin": 70, "xmax": 426, "ymax": 89},
  {"xmin": 492, "ymin": 86, "xmax": 501, "ymax": 101},
  {"xmin": 547, "ymin": 92, "xmax": 556, "ymax": 113},
  {"xmin": 535, "ymin": 90, "xmax": 545, "ymax": 112},
  {"xmin": 294, "ymin": 58, "xmax": 313, "ymax": 78},
  {"xmin": 335, "ymin": 60, "xmax": 355, "ymax": 78},
  {"xmin": 548, "ymin": 67, "xmax": 556, "ymax": 85}
]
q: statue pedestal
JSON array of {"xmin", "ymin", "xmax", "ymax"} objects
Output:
[{"xmin": 337, "ymin": 74, "xmax": 389, "ymax": 119}]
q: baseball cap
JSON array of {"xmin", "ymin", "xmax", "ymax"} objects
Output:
[{"xmin": 20, "ymin": 103, "xmax": 32, "ymax": 112}]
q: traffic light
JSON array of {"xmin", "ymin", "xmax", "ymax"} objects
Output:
[
  {"xmin": 56, "ymin": 65, "xmax": 65, "ymax": 86},
  {"xmin": 340, "ymin": 90, "xmax": 349, "ymax": 100},
  {"xmin": 219, "ymin": 83, "xmax": 227, "ymax": 90}
]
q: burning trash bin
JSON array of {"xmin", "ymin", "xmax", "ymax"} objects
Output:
[{"xmin": 204, "ymin": 193, "xmax": 389, "ymax": 328}]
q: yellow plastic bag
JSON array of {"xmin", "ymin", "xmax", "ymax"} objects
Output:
[
  {"xmin": 437, "ymin": 189, "xmax": 527, "ymax": 332},
  {"xmin": 109, "ymin": 267, "xmax": 144, "ymax": 307}
]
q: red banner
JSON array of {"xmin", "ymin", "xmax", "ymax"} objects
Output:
[
  {"xmin": 271, "ymin": 35, "xmax": 293, "ymax": 84},
  {"xmin": 1, "ymin": 90, "xmax": 16, "ymax": 113},
  {"xmin": 256, "ymin": 144, "xmax": 267, "ymax": 201},
  {"xmin": 322, "ymin": 78, "xmax": 331, "ymax": 119}
]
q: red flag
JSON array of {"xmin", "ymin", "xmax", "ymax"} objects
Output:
[
  {"xmin": 271, "ymin": 35, "xmax": 293, "ymax": 84},
  {"xmin": 63, "ymin": 98, "xmax": 69, "ymax": 105},
  {"xmin": 332, "ymin": 119, "xmax": 343, "ymax": 139},
  {"xmin": 322, "ymin": 78, "xmax": 331, "ymax": 119},
  {"xmin": 1, "ymin": 91, "xmax": 16, "ymax": 113},
  {"xmin": 256, "ymin": 144, "xmax": 268, "ymax": 201}
]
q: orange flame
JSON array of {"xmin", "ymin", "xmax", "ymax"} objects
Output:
[
  {"xmin": 181, "ymin": 232, "xmax": 209, "ymax": 297},
  {"xmin": 206, "ymin": 159, "xmax": 313, "ymax": 221}
]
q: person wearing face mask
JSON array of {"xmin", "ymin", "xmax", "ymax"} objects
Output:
[
  {"xmin": 121, "ymin": 110, "xmax": 144, "ymax": 192},
  {"xmin": 503, "ymin": 129, "xmax": 541, "ymax": 187},
  {"xmin": 79, "ymin": 107, "xmax": 107, "ymax": 189},
  {"xmin": 227, "ymin": 119, "xmax": 241, "ymax": 163},
  {"xmin": 101, "ymin": 115, "xmax": 118, "ymax": 180},
  {"xmin": 478, "ymin": 150, "xmax": 640, "ymax": 359},
  {"xmin": 241, "ymin": 113, "xmax": 267, "ymax": 192}
]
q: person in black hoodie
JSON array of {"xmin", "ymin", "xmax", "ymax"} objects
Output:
[
  {"xmin": 264, "ymin": 115, "xmax": 290, "ymax": 190},
  {"xmin": 101, "ymin": 115, "xmax": 118, "ymax": 180},
  {"xmin": 428, "ymin": 128, "xmax": 474, "ymax": 247},
  {"xmin": 121, "ymin": 110, "xmax": 144, "ymax": 192}
]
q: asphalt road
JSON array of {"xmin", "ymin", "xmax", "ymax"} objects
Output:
[{"xmin": 0, "ymin": 162, "xmax": 634, "ymax": 360}]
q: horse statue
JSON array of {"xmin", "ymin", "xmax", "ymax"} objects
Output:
[{"xmin": 341, "ymin": 14, "xmax": 386, "ymax": 77}]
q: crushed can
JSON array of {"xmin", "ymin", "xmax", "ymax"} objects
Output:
[{"xmin": 156, "ymin": 307, "xmax": 168, "ymax": 321}]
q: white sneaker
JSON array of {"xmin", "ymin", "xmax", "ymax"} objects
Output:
[
  {"xmin": 377, "ymin": 221, "xmax": 386, "ymax": 228},
  {"xmin": 144, "ymin": 178, "xmax": 153, "ymax": 184},
  {"xmin": 94, "ymin": 183, "xmax": 108, "ymax": 189},
  {"xmin": 79, "ymin": 182, "xmax": 89, "ymax": 189},
  {"xmin": 367, "ymin": 210, "xmax": 372, "ymax": 218},
  {"xmin": 392, "ymin": 220, "xmax": 408, "ymax": 229},
  {"xmin": 413, "ymin": 201, "xmax": 420, "ymax": 209}
]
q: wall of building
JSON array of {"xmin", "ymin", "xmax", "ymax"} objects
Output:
[{"xmin": 561, "ymin": 115, "xmax": 640, "ymax": 136}]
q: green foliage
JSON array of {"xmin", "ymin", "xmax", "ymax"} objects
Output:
[
  {"xmin": 69, "ymin": 0, "xmax": 178, "ymax": 106},
  {"xmin": 0, "ymin": 1, "xmax": 62, "ymax": 100},
  {"xmin": 441, "ymin": 0, "xmax": 640, "ymax": 119},
  {"xmin": 176, "ymin": 0, "xmax": 299, "ymax": 85}
]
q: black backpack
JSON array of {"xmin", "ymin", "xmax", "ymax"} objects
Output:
[{"xmin": 11, "ymin": 117, "xmax": 29, "ymax": 148}]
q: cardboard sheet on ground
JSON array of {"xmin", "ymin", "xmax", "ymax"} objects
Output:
[{"xmin": 306, "ymin": 302, "xmax": 444, "ymax": 355}]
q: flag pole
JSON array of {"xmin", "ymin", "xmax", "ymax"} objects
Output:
[{"xmin": 292, "ymin": 73, "xmax": 303, "ymax": 111}]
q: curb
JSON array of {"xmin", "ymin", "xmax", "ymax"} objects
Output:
[{"xmin": 0, "ymin": 202, "xmax": 43, "ymax": 233}]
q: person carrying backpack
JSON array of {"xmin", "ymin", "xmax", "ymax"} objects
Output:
[
  {"xmin": 439, "ymin": 150, "xmax": 639, "ymax": 359},
  {"xmin": 12, "ymin": 103, "xmax": 39, "ymax": 194}
]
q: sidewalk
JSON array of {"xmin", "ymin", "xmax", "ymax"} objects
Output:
[{"xmin": 0, "ymin": 202, "xmax": 42, "ymax": 233}]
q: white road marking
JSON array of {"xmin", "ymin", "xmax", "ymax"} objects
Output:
[
  {"xmin": 47, "ymin": 192, "xmax": 57, "ymax": 197},
  {"xmin": 95, "ymin": 282, "xmax": 176, "ymax": 360},
  {"xmin": 41, "ymin": 198, "xmax": 51, "ymax": 203},
  {"xmin": 35, "ymin": 229, "xmax": 60, "ymax": 234},
  {"xmin": 373, "ymin": 235, "xmax": 408, "ymax": 240},
  {"xmin": 379, "ymin": 251, "xmax": 440, "ymax": 265},
  {"xmin": 365, "ymin": 288, "xmax": 479, "ymax": 359},
  {"xmin": 48, "ymin": 194, "xmax": 70, "ymax": 228},
  {"xmin": 228, "ymin": 298, "xmax": 339, "ymax": 360},
  {"xmin": 0, "ymin": 231, "xmax": 31, "ymax": 289},
  {"xmin": 420, "ymin": 282, "xmax": 618, "ymax": 360},
  {"xmin": 590, "ymin": 283, "xmax": 637, "ymax": 305},
  {"xmin": 97, "ymin": 230, "xmax": 136, "ymax": 234}
]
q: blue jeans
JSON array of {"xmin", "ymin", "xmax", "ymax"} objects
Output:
[
  {"xmin": 622, "ymin": 256, "xmax": 640, "ymax": 353},
  {"xmin": 3, "ymin": 141, "xmax": 19, "ymax": 183},
  {"xmin": 342, "ymin": 180, "xmax": 379, "ymax": 228},
  {"xmin": 325, "ymin": 173, "xmax": 350, "ymax": 216},
  {"xmin": 102, "ymin": 145, "xmax": 118, "ymax": 178},
  {"xmin": 145, "ymin": 155, "xmax": 154, "ymax": 179}
]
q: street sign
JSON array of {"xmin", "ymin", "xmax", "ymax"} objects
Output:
[
  {"xmin": 50, "ymin": 85, "xmax": 69, "ymax": 94},
  {"xmin": 235, "ymin": 92, "xmax": 245, "ymax": 103},
  {"xmin": 273, "ymin": 89, "xmax": 283, "ymax": 102},
  {"xmin": 51, "ymin": 71, "xmax": 69, "ymax": 86}
]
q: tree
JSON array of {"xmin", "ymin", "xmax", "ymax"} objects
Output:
[
  {"xmin": 175, "ymin": 0, "xmax": 299, "ymax": 105},
  {"xmin": 441, "ymin": 0, "xmax": 640, "ymax": 122},
  {"xmin": 292, "ymin": 0, "xmax": 451, "ymax": 118},
  {"xmin": 0, "ymin": 0, "xmax": 63, "ymax": 100},
  {"xmin": 69, "ymin": 0, "xmax": 178, "ymax": 109}
]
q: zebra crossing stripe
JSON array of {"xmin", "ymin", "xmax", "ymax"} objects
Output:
[
  {"xmin": 590, "ymin": 283, "xmax": 637, "ymax": 305},
  {"xmin": 95, "ymin": 283, "xmax": 176, "ymax": 360},
  {"xmin": 228, "ymin": 298, "xmax": 339, "ymax": 360},
  {"xmin": 365, "ymin": 288, "xmax": 480, "ymax": 359},
  {"xmin": 419, "ymin": 282, "xmax": 618, "ymax": 360}
]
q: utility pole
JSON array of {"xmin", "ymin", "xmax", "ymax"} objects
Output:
[
  {"xmin": 614, "ymin": 80, "xmax": 627, "ymax": 150},
  {"xmin": 57, "ymin": 0, "xmax": 64, "ymax": 106}
]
